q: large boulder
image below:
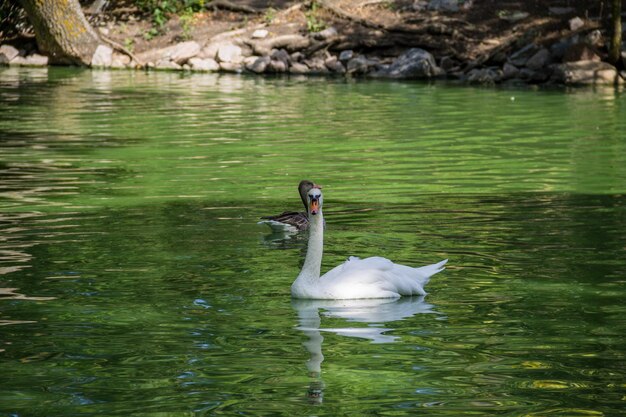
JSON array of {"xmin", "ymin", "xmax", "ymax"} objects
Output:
[
  {"xmin": 552, "ymin": 61, "xmax": 618, "ymax": 85},
  {"xmin": 372, "ymin": 48, "xmax": 443, "ymax": 78}
]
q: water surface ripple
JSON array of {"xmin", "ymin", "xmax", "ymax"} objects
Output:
[{"xmin": 1, "ymin": 67, "xmax": 625, "ymax": 416}]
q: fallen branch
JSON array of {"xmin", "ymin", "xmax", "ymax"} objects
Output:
[
  {"xmin": 99, "ymin": 34, "xmax": 143, "ymax": 67},
  {"xmin": 207, "ymin": 0, "xmax": 259, "ymax": 14}
]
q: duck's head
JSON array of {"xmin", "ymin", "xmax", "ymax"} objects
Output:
[
  {"xmin": 299, "ymin": 180, "xmax": 322, "ymax": 211},
  {"xmin": 307, "ymin": 186, "xmax": 323, "ymax": 216}
]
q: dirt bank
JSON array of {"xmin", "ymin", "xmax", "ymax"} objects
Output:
[{"xmin": 2, "ymin": 1, "xmax": 625, "ymax": 86}]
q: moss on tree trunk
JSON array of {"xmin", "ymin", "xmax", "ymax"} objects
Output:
[{"xmin": 21, "ymin": 0, "xmax": 101, "ymax": 65}]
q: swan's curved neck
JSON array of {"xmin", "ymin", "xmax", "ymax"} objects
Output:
[{"xmin": 295, "ymin": 210, "xmax": 324, "ymax": 287}]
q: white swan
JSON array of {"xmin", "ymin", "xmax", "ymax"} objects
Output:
[{"xmin": 291, "ymin": 186, "xmax": 447, "ymax": 299}]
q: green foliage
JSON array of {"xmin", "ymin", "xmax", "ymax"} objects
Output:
[
  {"xmin": 179, "ymin": 8, "xmax": 195, "ymax": 40},
  {"xmin": 263, "ymin": 7, "xmax": 276, "ymax": 25},
  {"xmin": 136, "ymin": 0, "xmax": 206, "ymax": 37},
  {"xmin": 305, "ymin": 1, "xmax": 326, "ymax": 33}
]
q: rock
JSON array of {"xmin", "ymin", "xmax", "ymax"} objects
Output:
[
  {"xmin": 270, "ymin": 49, "xmax": 290, "ymax": 66},
  {"xmin": 217, "ymin": 43, "xmax": 243, "ymax": 63},
  {"xmin": 304, "ymin": 57, "xmax": 328, "ymax": 73},
  {"xmin": 508, "ymin": 43, "xmax": 540, "ymax": 67},
  {"xmin": 155, "ymin": 59, "xmax": 182, "ymax": 70},
  {"xmin": 550, "ymin": 40, "xmax": 572, "ymax": 61},
  {"xmin": 9, "ymin": 54, "xmax": 48, "ymax": 66},
  {"xmin": 111, "ymin": 53, "xmax": 131, "ymax": 68},
  {"xmin": 289, "ymin": 62, "xmax": 310, "ymax": 74},
  {"xmin": 549, "ymin": 7, "xmax": 574, "ymax": 15},
  {"xmin": 563, "ymin": 43, "xmax": 601, "ymax": 63},
  {"xmin": 585, "ymin": 30, "xmax": 603, "ymax": 47},
  {"xmin": 169, "ymin": 41, "xmax": 200, "ymax": 64},
  {"xmin": 466, "ymin": 68, "xmax": 500, "ymax": 84},
  {"xmin": 346, "ymin": 56, "xmax": 371, "ymax": 74},
  {"xmin": 268, "ymin": 59, "xmax": 288, "ymax": 73},
  {"xmin": 439, "ymin": 56, "xmax": 458, "ymax": 71},
  {"xmin": 91, "ymin": 44, "xmax": 113, "ymax": 67},
  {"xmin": 519, "ymin": 67, "xmax": 551, "ymax": 82},
  {"xmin": 525, "ymin": 48, "xmax": 551, "ymax": 70},
  {"xmin": 339, "ymin": 50, "xmax": 354, "ymax": 62},
  {"xmin": 569, "ymin": 17, "xmax": 584, "ymax": 32},
  {"xmin": 552, "ymin": 61, "xmax": 618, "ymax": 85},
  {"xmin": 251, "ymin": 29, "xmax": 269, "ymax": 39},
  {"xmin": 199, "ymin": 43, "xmax": 219, "ymax": 60},
  {"xmin": 246, "ymin": 56, "xmax": 270, "ymax": 73},
  {"xmin": 502, "ymin": 63, "xmax": 519, "ymax": 79},
  {"xmin": 499, "ymin": 11, "xmax": 529, "ymax": 22},
  {"xmin": 219, "ymin": 61, "xmax": 243, "ymax": 73},
  {"xmin": 0, "ymin": 44, "xmax": 19, "ymax": 63},
  {"xmin": 251, "ymin": 35, "xmax": 310, "ymax": 56},
  {"xmin": 289, "ymin": 52, "xmax": 304, "ymax": 64},
  {"xmin": 313, "ymin": 26, "xmax": 338, "ymax": 40},
  {"xmin": 188, "ymin": 57, "xmax": 220, "ymax": 71},
  {"xmin": 325, "ymin": 56, "xmax": 345, "ymax": 73},
  {"xmin": 373, "ymin": 48, "xmax": 443, "ymax": 79},
  {"xmin": 428, "ymin": 0, "xmax": 459, "ymax": 12}
]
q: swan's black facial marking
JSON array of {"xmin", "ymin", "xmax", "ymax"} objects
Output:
[{"xmin": 308, "ymin": 189, "xmax": 322, "ymax": 215}]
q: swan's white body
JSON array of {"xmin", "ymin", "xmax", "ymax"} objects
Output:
[{"xmin": 291, "ymin": 188, "xmax": 447, "ymax": 299}]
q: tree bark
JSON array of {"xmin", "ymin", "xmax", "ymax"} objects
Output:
[
  {"xmin": 21, "ymin": 0, "xmax": 101, "ymax": 65},
  {"xmin": 608, "ymin": 0, "xmax": 622, "ymax": 65}
]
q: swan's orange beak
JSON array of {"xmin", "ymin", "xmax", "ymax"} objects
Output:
[{"xmin": 310, "ymin": 199, "xmax": 319, "ymax": 215}]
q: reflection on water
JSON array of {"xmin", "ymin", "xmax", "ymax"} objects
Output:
[
  {"xmin": 293, "ymin": 297, "xmax": 438, "ymax": 403},
  {"xmin": 1, "ymin": 67, "xmax": 625, "ymax": 416}
]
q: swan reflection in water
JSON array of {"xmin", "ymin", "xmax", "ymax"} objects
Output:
[{"xmin": 291, "ymin": 296, "xmax": 440, "ymax": 403}]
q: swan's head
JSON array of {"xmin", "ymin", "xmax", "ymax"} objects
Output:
[{"xmin": 307, "ymin": 186, "xmax": 323, "ymax": 216}]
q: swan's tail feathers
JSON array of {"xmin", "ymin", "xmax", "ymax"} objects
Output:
[{"xmin": 415, "ymin": 259, "xmax": 448, "ymax": 278}]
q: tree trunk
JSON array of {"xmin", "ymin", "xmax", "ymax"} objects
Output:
[
  {"xmin": 608, "ymin": 0, "xmax": 622, "ymax": 65},
  {"xmin": 21, "ymin": 0, "xmax": 101, "ymax": 65}
]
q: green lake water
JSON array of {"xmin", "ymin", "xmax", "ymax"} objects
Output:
[{"xmin": 1, "ymin": 67, "xmax": 625, "ymax": 416}]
